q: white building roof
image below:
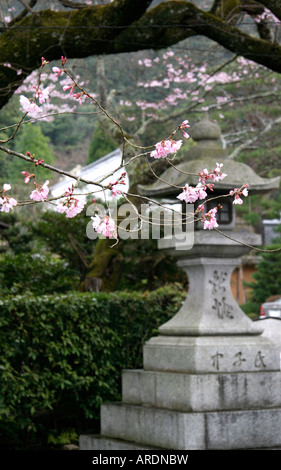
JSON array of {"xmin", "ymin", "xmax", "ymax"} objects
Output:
[{"xmin": 50, "ymin": 147, "xmax": 128, "ymax": 201}]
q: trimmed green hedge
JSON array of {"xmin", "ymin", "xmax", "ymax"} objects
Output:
[
  {"xmin": 0, "ymin": 253, "xmax": 80, "ymax": 296},
  {"xmin": 0, "ymin": 284, "xmax": 185, "ymax": 449}
]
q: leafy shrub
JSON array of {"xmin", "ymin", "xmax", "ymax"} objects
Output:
[
  {"xmin": 0, "ymin": 284, "xmax": 185, "ymax": 449},
  {"xmin": 246, "ymin": 241, "xmax": 281, "ymax": 306},
  {"xmin": 0, "ymin": 253, "xmax": 80, "ymax": 295},
  {"xmin": 240, "ymin": 301, "xmax": 260, "ymax": 319}
]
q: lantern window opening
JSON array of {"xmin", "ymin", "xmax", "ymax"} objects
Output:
[{"xmin": 206, "ymin": 199, "xmax": 233, "ymax": 225}]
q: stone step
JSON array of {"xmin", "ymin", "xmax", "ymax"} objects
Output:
[
  {"xmin": 100, "ymin": 402, "xmax": 281, "ymax": 450},
  {"xmin": 79, "ymin": 434, "xmax": 162, "ymax": 450},
  {"xmin": 121, "ymin": 369, "xmax": 281, "ymax": 412}
]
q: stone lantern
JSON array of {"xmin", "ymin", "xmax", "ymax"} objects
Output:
[
  {"xmin": 136, "ymin": 113, "xmax": 280, "ymax": 339},
  {"xmin": 80, "ymin": 116, "xmax": 281, "ymax": 450}
]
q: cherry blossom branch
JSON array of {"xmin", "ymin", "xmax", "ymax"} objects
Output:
[
  {"xmin": 146, "ymin": 158, "xmax": 183, "ymax": 191},
  {"xmin": 213, "ymin": 226, "xmax": 281, "ymax": 253},
  {"xmin": 59, "ymin": 58, "xmax": 128, "ymax": 164},
  {"xmin": 0, "ymin": 56, "xmax": 50, "ymax": 144},
  {"xmin": 0, "ymin": 109, "xmax": 102, "ymax": 134},
  {"xmin": 206, "ymin": 89, "xmax": 281, "ymax": 113},
  {"xmin": 0, "ymin": 144, "xmax": 104, "ymax": 188},
  {"xmin": 0, "ymin": 112, "xmax": 28, "ymax": 144},
  {"xmin": 0, "ymin": 55, "xmax": 279, "ymax": 253},
  {"xmin": 17, "ymin": 0, "xmax": 38, "ymax": 15}
]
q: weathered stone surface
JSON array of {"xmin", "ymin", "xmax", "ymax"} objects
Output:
[
  {"xmin": 96, "ymin": 403, "xmax": 281, "ymax": 450},
  {"xmin": 79, "ymin": 434, "xmax": 160, "ymax": 450},
  {"xmin": 259, "ymin": 318, "xmax": 281, "ymax": 351},
  {"xmin": 158, "ymin": 231, "xmax": 262, "ymax": 258},
  {"xmin": 205, "ymin": 409, "xmax": 281, "ymax": 450},
  {"xmin": 100, "ymin": 403, "xmax": 205, "ymax": 450},
  {"xmin": 122, "ymin": 369, "xmax": 281, "ymax": 411},
  {"xmin": 155, "ymin": 257, "xmax": 263, "ymax": 336},
  {"xmin": 143, "ymin": 335, "xmax": 280, "ymax": 373}
]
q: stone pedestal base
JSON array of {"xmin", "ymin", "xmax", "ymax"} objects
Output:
[
  {"xmin": 80, "ymin": 401, "xmax": 281, "ymax": 450},
  {"xmin": 80, "ymin": 362, "xmax": 281, "ymax": 449},
  {"xmin": 79, "ymin": 434, "xmax": 161, "ymax": 450},
  {"xmin": 79, "ymin": 251, "xmax": 281, "ymax": 450}
]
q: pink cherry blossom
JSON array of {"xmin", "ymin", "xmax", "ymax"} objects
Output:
[
  {"xmin": 56, "ymin": 197, "xmax": 85, "ymax": 218},
  {"xmin": 35, "ymin": 86, "xmax": 50, "ymax": 104},
  {"xmin": 73, "ymin": 92, "xmax": 85, "ymax": 105},
  {"xmin": 241, "ymin": 186, "xmax": 249, "ymax": 197},
  {"xmin": 232, "ymin": 195, "xmax": 243, "ymax": 204},
  {"xmin": 0, "ymin": 197, "xmax": 17, "ymax": 212},
  {"xmin": 21, "ymin": 171, "xmax": 34, "ymax": 184},
  {"xmin": 1, "ymin": 183, "xmax": 17, "ymax": 212},
  {"xmin": 19, "ymin": 95, "xmax": 41, "ymax": 117},
  {"xmin": 108, "ymin": 172, "xmax": 127, "ymax": 197},
  {"xmin": 3, "ymin": 183, "xmax": 11, "ymax": 192},
  {"xmin": 177, "ymin": 184, "xmax": 199, "ymax": 203},
  {"xmin": 181, "ymin": 131, "xmax": 190, "ymax": 139},
  {"xmin": 198, "ymin": 168, "xmax": 210, "ymax": 185},
  {"xmin": 111, "ymin": 187, "xmax": 122, "ymax": 197},
  {"xmin": 150, "ymin": 139, "xmax": 182, "ymax": 158},
  {"xmin": 203, "ymin": 207, "xmax": 218, "ymax": 230},
  {"xmin": 30, "ymin": 180, "xmax": 49, "ymax": 202},
  {"xmin": 198, "ymin": 164, "xmax": 226, "ymax": 185},
  {"xmin": 180, "ymin": 120, "xmax": 190, "ymax": 139},
  {"xmin": 195, "ymin": 203, "xmax": 205, "ymax": 214},
  {"xmin": 92, "ymin": 214, "xmax": 118, "ymax": 239},
  {"xmin": 41, "ymin": 57, "xmax": 49, "ymax": 66},
  {"xmin": 195, "ymin": 183, "xmax": 207, "ymax": 200},
  {"xmin": 211, "ymin": 163, "xmax": 227, "ymax": 182},
  {"xmin": 177, "ymin": 182, "xmax": 208, "ymax": 204},
  {"xmin": 63, "ymin": 84, "xmax": 74, "ymax": 94},
  {"xmin": 52, "ymin": 66, "xmax": 64, "ymax": 77},
  {"xmin": 35, "ymin": 158, "xmax": 45, "ymax": 167},
  {"xmin": 229, "ymin": 184, "xmax": 249, "ymax": 205}
]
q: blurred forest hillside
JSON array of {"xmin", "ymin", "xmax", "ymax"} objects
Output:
[{"xmin": 1, "ymin": 46, "xmax": 281, "ymax": 209}]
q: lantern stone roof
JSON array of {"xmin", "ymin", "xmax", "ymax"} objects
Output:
[{"xmin": 138, "ymin": 115, "xmax": 280, "ymax": 198}]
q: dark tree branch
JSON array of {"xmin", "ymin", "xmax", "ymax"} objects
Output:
[
  {"xmin": 8, "ymin": 0, "xmax": 38, "ymax": 27},
  {"xmin": 0, "ymin": 0, "xmax": 281, "ymax": 110},
  {"xmin": 17, "ymin": 0, "xmax": 36, "ymax": 13},
  {"xmin": 0, "ymin": 0, "xmax": 153, "ymax": 108},
  {"xmin": 240, "ymin": 1, "xmax": 264, "ymax": 16},
  {"xmin": 113, "ymin": 2, "xmax": 281, "ymax": 69},
  {"xmin": 58, "ymin": 0, "xmax": 91, "ymax": 8}
]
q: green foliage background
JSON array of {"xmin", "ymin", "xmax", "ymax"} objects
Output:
[
  {"xmin": 87, "ymin": 123, "xmax": 117, "ymax": 165},
  {"xmin": 0, "ymin": 284, "xmax": 185, "ymax": 450},
  {"xmin": 0, "ymin": 208, "xmax": 187, "ymax": 449},
  {"xmin": 246, "ymin": 239, "xmax": 281, "ymax": 307}
]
